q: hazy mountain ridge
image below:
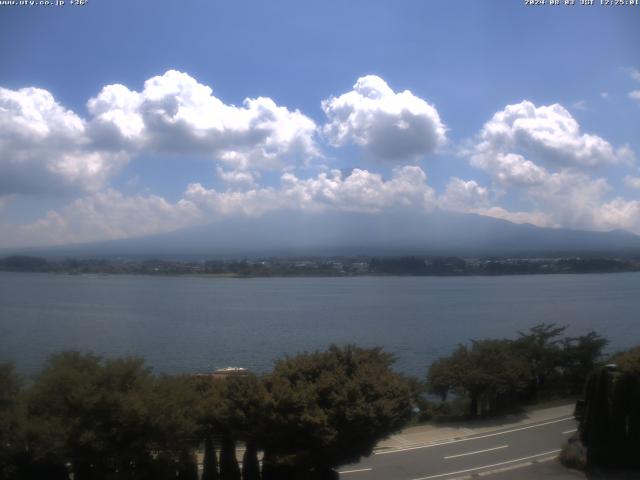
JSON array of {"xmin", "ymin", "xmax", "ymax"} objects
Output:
[{"xmin": 5, "ymin": 210, "xmax": 640, "ymax": 260}]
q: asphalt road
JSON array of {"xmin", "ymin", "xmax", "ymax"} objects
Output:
[{"xmin": 338, "ymin": 416, "xmax": 578, "ymax": 480}]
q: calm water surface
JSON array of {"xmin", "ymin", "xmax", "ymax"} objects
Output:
[{"xmin": 1, "ymin": 271, "xmax": 638, "ymax": 377}]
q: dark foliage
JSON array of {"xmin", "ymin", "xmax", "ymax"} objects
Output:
[
  {"xmin": 261, "ymin": 345, "xmax": 412, "ymax": 474},
  {"xmin": 242, "ymin": 441, "xmax": 260, "ymax": 480},
  {"xmin": 579, "ymin": 347, "xmax": 640, "ymax": 467},
  {"xmin": 0, "ymin": 256, "xmax": 49, "ymax": 272},
  {"xmin": 427, "ymin": 339, "xmax": 529, "ymax": 416},
  {"xmin": 219, "ymin": 433, "xmax": 241, "ymax": 480},
  {"xmin": 426, "ymin": 324, "xmax": 609, "ymax": 417},
  {"xmin": 176, "ymin": 450, "xmax": 199, "ymax": 480},
  {"xmin": 201, "ymin": 435, "xmax": 219, "ymax": 480},
  {"xmin": 0, "ymin": 363, "xmax": 24, "ymax": 480},
  {"xmin": 2, "ymin": 332, "xmax": 613, "ymax": 479}
]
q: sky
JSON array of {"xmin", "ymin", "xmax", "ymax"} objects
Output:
[{"xmin": 0, "ymin": 0, "xmax": 639, "ymax": 248}]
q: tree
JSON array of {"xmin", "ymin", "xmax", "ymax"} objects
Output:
[
  {"xmin": 579, "ymin": 347, "xmax": 640, "ymax": 467},
  {"xmin": 176, "ymin": 449, "xmax": 199, "ymax": 480},
  {"xmin": 261, "ymin": 345, "xmax": 412, "ymax": 478},
  {"xmin": 26, "ymin": 352, "xmax": 162, "ymax": 479},
  {"xmin": 241, "ymin": 442, "xmax": 260, "ymax": 480},
  {"xmin": 611, "ymin": 346, "xmax": 640, "ymax": 375},
  {"xmin": 215, "ymin": 374, "xmax": 267, "ymax": 480},
  {"xmin": 201, "ymin": 434, "xmax": 220, "ymax": 480},
  {"xmin": 561, "ymin": 332, "xmax": 608, "ymax": 394},
  {"xmin": 427, "ymin": 339, "xmax": 530, "ymax": 417},
  {"xmin": 150, "ymin": 374, "xmax": 202, "ymax": 451},
  {"xmin": 0, "ymin": 363, "xmax": 24, "ymax": 480},
  {"xmin": 219, "ymin": 433, "xmax": 241, "ymax": 480},
  {"xmin": 190, "ymin": 375, "xmax": 228, "ymax": 480},
  {"xmin": 427, "ymin": 357, "xmax": 455, "ymax": 402},
  {"xmin": 426, "ymin": 352, "xmax": 464, "ymax": 402},
  {"xmin": 514, "ymin": 323, "xmax": 567, "ymax": 399}
]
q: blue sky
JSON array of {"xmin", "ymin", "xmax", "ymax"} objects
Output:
[{"xmin": 0, "ymin": 0, "xmax": 639, "ymax": 247}]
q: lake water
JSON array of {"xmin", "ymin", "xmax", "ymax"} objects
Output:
[{"xmin": 1, "ymin": 271, "xmax": 638, "ymax": 377}]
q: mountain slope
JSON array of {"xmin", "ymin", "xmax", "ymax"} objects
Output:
[{"xmin": 5, "ymin": 210, "xmax": 640, "ymax": 259}]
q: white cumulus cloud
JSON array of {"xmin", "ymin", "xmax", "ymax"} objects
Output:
[
  {"xmin": 1, "ymin": 166, "xmax": 438, "ymax": 247},
  {"xmin": 437, "ymin": 177, "xmax": 555, "ymax": 228},
  {"xmin": 0, "ymin": 71, "xmax": 322, "ymax": 197},
  {"xmin": 475, "ymin": 206, "xmax": 555, "ymax": 228},
  {"xmin": 0, "ymin": 86, "xmax": 127, "ymax": 195},
  {"xmin": 87, "ymin": 70, "xmax": 319, "ymax": 171},
  {"xmin": 216, "ymin": 167, "xmax": 260, "ymax": 188},
  {"xmin": 438, "ymin": 177, "xmax": 490, "ymax": 212},
  {"xmin": 473, "ymin": 100, "xmax": 626, "ymax": 171},
  {"xmin": 471, "ymin": 153, "xmax": 549, "ymax": 187},
  {"xmin": 595, "ymin": 198, "xmax": 640, "ymax": 232},
  {"xmin": 463, "ymin": 100, "xmax": 640, "ymax": 233},
  {"xmin": 321, "ymin": 75, "xmax": 446, "ymax": 161},
  {"xmin": 0, "ymin": 189, "xmax": 204, "ymax": 247},
  {"xmin": 187, "ymin": 165, "xmax": 436, "ymax": 216}
]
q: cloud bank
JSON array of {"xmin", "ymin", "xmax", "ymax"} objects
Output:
[
  {"xmin": 464, "ymin": 100, "xmax": 638, "ymax": 233},
  {"xmin": 0, "ymin": 167, "xmax": 437, "ymax": 247},
  {"xmin": 1, "ymin": 72, "xmax": 639, "ymax": 248}
]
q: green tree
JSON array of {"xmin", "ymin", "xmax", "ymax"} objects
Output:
[
  {"xmin": 150, "ymin": 374, "xmax": 202, "ymax": 450},
  {"xmin": 25, "ymin": 352, "xmax": 106, "ymax": 479},
  {"xmin": 25, "ymin": 352, "xmax": 187, "ymax": 479},
  {"xmin": 426, "ymin": 353, "xmax": 463, "ymax": 402},
  {"xmin": 561, "ymin": 332, "xmax": 608, "ymax": 394},
  {"xmin": 427, "ymin": 339, "xmax": 530, "ymax": 417},
  {"xmin": 261, "ymin": 345, "xmax": 412, "ymax": 478},
  {"xmin": 216, "ymin": 374, "xmax": 267, "ymax": 480},
  {"xmin": 514, "ymin": 323, "xmax": 567, "ymax": 399},
  {"xmin": 190, "ymin": 376, "xmax": 224, "ymax": 480}
]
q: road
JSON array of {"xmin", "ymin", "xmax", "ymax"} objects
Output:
[{"xmin": 338, "ymin": 416, "xmax": 578, "ymax": 480}]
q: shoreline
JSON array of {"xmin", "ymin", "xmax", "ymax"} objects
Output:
[{"xmin": 1, "ymin": 269, "xmax": 639, "ymax": 279}]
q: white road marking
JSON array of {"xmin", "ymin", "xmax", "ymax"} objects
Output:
[
  {"xmin": 410, "ymin": 449, "xmax": 561, "ymax": 480},
  {"xmin": 443, "ymin": 444, "xmax": 508, "ymax": 459},
  {"xmin": 338, "ymin": 468, "xmax": 373, "ymax": 474},
  {"xmin": 376, "ymin": 417, "xmax": 573, "ymax": 455},
  {"xmin": 562, "ymin": 429, "xmax": 577, "ymax": 434}
]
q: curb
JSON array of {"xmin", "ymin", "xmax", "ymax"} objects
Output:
[
  {"xmin": 442, "ymin": 454, "xmax": 559, "ymax": 480},
  {"xmin": 374, "ymin": 413, "xmax": 575, "ymax": 453}
]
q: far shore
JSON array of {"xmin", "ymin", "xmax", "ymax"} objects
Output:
[{"xmin": 2, "ymin": 253, "xmax": 640, "ymax": 278}]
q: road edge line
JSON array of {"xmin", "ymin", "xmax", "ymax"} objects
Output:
[
  {"xmin": 409, "ymin": 449, "xmax": 561, "ymax": 480},
  {"xmin": 375, "ymin": 416, "xmax": 573, "ymax": 455}
]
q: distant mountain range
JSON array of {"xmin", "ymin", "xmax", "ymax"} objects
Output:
[{"xmin": 5, "ymin": 210, "xmax": 640, "ymax": 259}]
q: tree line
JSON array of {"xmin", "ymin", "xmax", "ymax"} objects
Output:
[
  {"xmin": 0, "ymin": 346, "xmax": 412, "ymax": 480},
  {"xmin": 2, "ymin": 254, "xmax": 639, "ymax": 277},
  {"xmin": 426, "ymin": 324, "xmax": 609, "ymax": 417},
  {"xmin": 1, "ymin": 325, "xmax": 635, "ymax": 479}
]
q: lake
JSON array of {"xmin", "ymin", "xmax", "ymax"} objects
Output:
[{"xmin": 1, "ymin": 271, "xmax": 638, "ymax": 377}]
